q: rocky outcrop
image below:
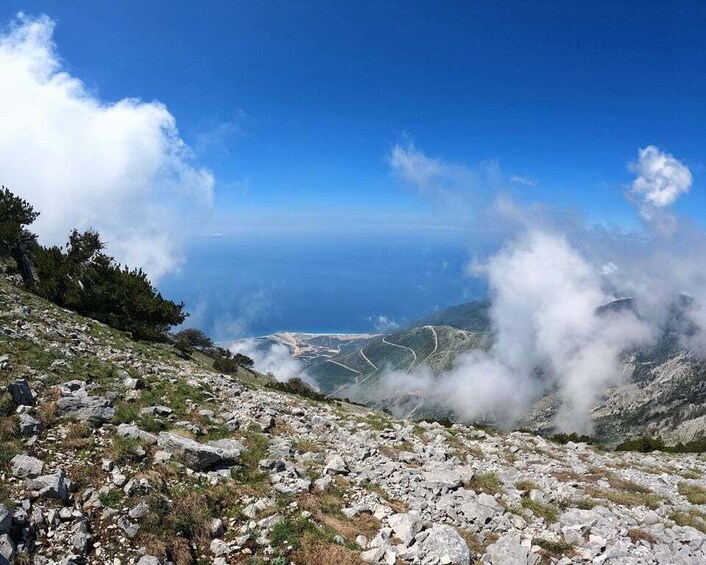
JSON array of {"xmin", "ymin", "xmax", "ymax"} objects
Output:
[{"xmin": 56, "ymin": 395, "xmax": 115, "ymax": 423}]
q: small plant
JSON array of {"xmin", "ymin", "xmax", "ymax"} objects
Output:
[
  {"xmin": 515, "ymin": 479, "xmax": 539, "ymax": 492},
  {"xmin": 534, "ymin": 537, "xmax": 572, "ymax": 556},
  {"xmin": 550, "ymin": 432, "xmax": 595, "ymax": 445},
  {"xmin": 467, "ymin": 472, "xmax": 501, "ymax": 495},
  {"xmin": 98, "ymin": 489, "xmax": 122, "ymax": 508},
  {"xmin": 678, "ymin": 482, "xmax": 706, "ymax": 505},
  {"xmin": 627, "ymin": 528, "xmax": 657, "ymax": 546},
  {"xmin": 521, "ymin": 495, "xmax": 559, "ymax": 523}
]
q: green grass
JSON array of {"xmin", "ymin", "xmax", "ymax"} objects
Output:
[
  {"xmin": 140, "ymin": 378, "xmax": 207, "ymax": 418},
  {"xmin": 108, "ymin": 435, "xmax": 144, "ymax": 464},
  {"xmin": 467, "ymin": 472, "xmax": 502, "ymax": 495},
  {"xmin": 521, "ymin": 495, "xmax": 559, "ymax": 523},
  {"xmin": 230, "ymin": 428, "xmax": 270, "ymax": 493},
  {"xmin": 671, "ymin": 509, "xmax": 706, "ymax": 534},
  {"xmin": 534, "ymin": 537, "xmax": 573, "ymax": 556},
  {"xmin": 270, "ymin": 516, "xmax": 320, "ymax": 550},
  {"xmin": 98, "ymin": 489, "xmax": 122, "ymax": 508},
  {"xmin": 515, "ymin": 479, "xmax": 540, "ymax": 492}
]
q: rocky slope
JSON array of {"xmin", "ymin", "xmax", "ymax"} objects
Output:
[{"xmin": 2, "ymin": 279, "xmax": 706, "ymax": 565}]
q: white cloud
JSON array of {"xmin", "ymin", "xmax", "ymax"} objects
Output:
[
  {"xmin": 0, "ymin": 13, "xmax": 214, "ymax": 280},
  {"xmin": 388, "ymin": 143, "xmax": 503, "ymax": 221},
  {"xmin": 367, "ymin": 315, "xmax": 400, "ymax": 333},
  {"xmin": 630, "ymin": 145, "xmax": 692, "ymax": 208},
  {"xmin": 229, "ymin": 338, "xmax": 317, "ymax": 386},
  {"xmin": 509, "ymin": 175, "xmax": 537, "ymax": 187},
  {"xmin": 367, "ymin": 143, "xmax": 706, "ymax": 433}
]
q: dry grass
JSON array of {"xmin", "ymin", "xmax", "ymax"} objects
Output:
[
  {"xmin": 585, "ymin": 486, "xmax": 661, "ymax": 509},
  {"xmin": 467, "ymin": 472, "xmax": 502, "ymax": 495},
  {"xmin": 628, "ymin": 528, "xmax": 657, "ymax": 546},
  {"xmin": 36, "ymin": 400, "xmax": 57, "ymax": 428},
  {"xmin": 0, "ymin": 415, "xmax": 17, "ymax": 442},
  {"xmin": 291, "ymin": 537, "xmax": 364, "ymax": 565},
  {"xmin": 678, "ymin": 481, "xmax": 706, "ymax": 505},
  {"xmin": 670, "ymin": 509, "xmax": 706, "ymax": 534},
  {"xmin": 298, "ymin": 491, "xmax": 380, "ymax": 539},
  {"xmin": 515, "ymin": 479, "xmax": 540, "ymax": 492}
]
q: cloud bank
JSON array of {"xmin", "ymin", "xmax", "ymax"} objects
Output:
[
  {"xmin": 0, "ymin": 13, "xmax": 214, "ymax": 279},
  {"xmin": 370, "ymin": 143, "xmax": 705, "ymax": 433}
]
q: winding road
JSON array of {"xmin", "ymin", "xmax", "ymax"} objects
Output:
[
  {"xmin": 382, "ymin": 335, "xmax": 417, "ymax": 371},
  {"xmin": 417, "ymin": 325, "xmax": 438, "ymax": 366},
  {"xmin": 359, "ymin": 344, "xmax": 378, "ymax": 371},
  {"xmin": 326, "ymin": 359, "xmax": 362, "ymax": 375}
]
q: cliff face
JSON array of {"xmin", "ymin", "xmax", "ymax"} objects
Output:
[{"xmin": 2, "ymin": 279, "xmax": 706, "ymax": 565}]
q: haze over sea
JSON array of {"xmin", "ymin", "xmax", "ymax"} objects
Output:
[{"xmin": 160, "ymin": 231, "xmax": 485, "ymax": 338}]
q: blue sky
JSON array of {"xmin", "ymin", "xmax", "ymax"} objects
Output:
[{"xmin": 2, "ymin": 1, "xmax": 705, "ymax": 335}]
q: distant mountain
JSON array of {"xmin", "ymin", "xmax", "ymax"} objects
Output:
[{"xmin": 249, "ymin": 297, "xmax": 706, "ymax": 444}]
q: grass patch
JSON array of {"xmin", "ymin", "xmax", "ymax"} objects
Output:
[
  {"xmin": 585, "ymin": 486, "xmax": 661, "ymax": 509},
  {"xmin": 670, "ymin": 508, "xmax": 706, "ymax": 534},
  {"xmin": 515, "ymin": 479, "xmax": 540, "ymax": 492},
  {"xmin": 299, "ymin": 490, "xmax": 380, "ymax": 540},
  {"xmin": 107, "ymin": 435, "xmax": 144, "ymax": 464},
  {"xmin": 113, "ymin": 402, "xmax": 139, "ymax": 424},
  {"xmin": 678, "ymin": 482, "xmax": 706, "ymax": 505},
  {"xmin": 291, "ymin": 538, "xmax": 364, "ymax": 565},
  {"xmin": 98, "ymin": 489, "xmax": 122, "ymax": 508},
  {"xmin": 627, "ymin": 528, "xmax": 657, "ymax": 546},
  {"xmin": 521, "ymin": 495, "xmax": 559, "ymax": 523},
  {"xmin": 534, "ymin": 537, "xmax": 572, "ymax": 557},
  {"xmin": 230, "ymin": 429, "xmax": 270, "ymax": 494},
  {"xmin": 467, "ymin": 472, "xmax": 501, "ymax": 495}
]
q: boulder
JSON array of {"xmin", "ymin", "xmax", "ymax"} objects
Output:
[
  {"xmin": 0, "ymin": 534, "xmax": 14, "ymax": 562},
  {"xmin": 140, "ymin": 405, "xmax": 172, "ymax": 417},
  {"xmin": 7, "ymin": 379, "xmax": 34, "ymax": 406},
  {"xmin": 56, "ymin": 395, "xmax": 114, "ymax": 423},
  {"xmin": 157, "ymin": 432, "xmax": 239, "ymax": 471},
  {"xmin": 71, "ymin": 520, "xmax": 92, "ymax": 554},
  {"xmin": 10, "ymin": 454, "xmax": 44, "ymax": 478},
  {"xmin": 18, "ymin": 413, "xmax": 42, "ymax": 436},
  {"xmin": 205, "ymin": 438, "xmax": 244, "ymax": 460},
  {"xmin": 422, "ymin": 465, "xmax": 463, "ymax": 490},
  {"xmin": 559, "ymin": 508, "xmax": 600, "ymax": 529},
  {"xmin": 324, "ymin": 454, "xmax": 349, "ymax": 475},
  {"xmin": 418, "ymin": 524, "xmax": 471, "ymax": 565},
  {"xmin": 483, "ymin": 533, "xmax": 529, "ymax": 565},
  {"xmin": 136, "ymin": 557, "xmax": 160, "ymax": 565},
  {"xmin": 0, "ymin": 505, "xmax": 10, "ymax": 535},
  {"xmin": 28, "ymin": 471, "xmax": 70, "ymax": 502},
  {"xmin": 458, "ymin": 493, "xmax": 503, "ymax": 527},
  {"xmin": 117, "ymin": 423, "xmax": 158, "ymax": 444},
  {"xmin": 388, "ymin": 511, "xmax": 423, "ymax": 545}
]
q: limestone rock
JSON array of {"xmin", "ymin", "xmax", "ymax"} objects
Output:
[
  {"xmin": 418, "ymin": 524, "xmax": 471, "ymax": 564},
  {"xmin": 56, "ymin": 395, "xmax": 115, "ymax": 423},
  {"xmin": 10, "ymin": 453, "xmax": 44, "ymax": 478}
]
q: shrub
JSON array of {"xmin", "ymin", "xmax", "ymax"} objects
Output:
[
  {"xmin": 172, "ymin": 328, "xmax": 213, "ymax": 354},
  {"xmin": 550, "ymin": 432, "xmax": 595, "ymax": 445},
  {"xmin": 32, "ymin": 228, "xmax": 185, "ymax": 341},
  {"xmin": 615, "ymin": 435, "xmax": 706, "ymax": 454},
  {"xmin": 615, "ymin": 436, "xmax": 665, "ymax": 453},
  {"xmin": 212, "ymin": 348, "xmax": 254, "ymax": 374},
  {"xmin": 268, "ymin": 377, "xmax": 328, "ymax": 402}
]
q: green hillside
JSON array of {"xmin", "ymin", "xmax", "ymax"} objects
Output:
[{"xmin": 411, "ymin": 299, "xmax": 491, "ymax": 332}]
